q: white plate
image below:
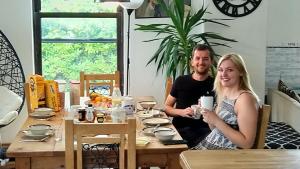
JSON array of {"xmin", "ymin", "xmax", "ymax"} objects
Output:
[
  {"xmin": 142, "ymin": 117, "xmax": 171, "ymax": 126},
  {"xmin": 143, "ymin": 126, "xmax": 173, "ymax": 136},
  {"xmin": 136, "ymin": 110, "xmax": 153, "ymax": 118},
  {"xmin": 30, "ymin": 112, "xmax": 56, "ymax": 119},
  {"xmin": 137, "ymin": 109, "xmax": 161, "ymax": 118},
  {"xmin": 23, "ymin": 129, "xmax": 54, "ymax": 140},
  {"xmin": 34, "ymin": 108, "xmax": 53, "ymax": 113}
]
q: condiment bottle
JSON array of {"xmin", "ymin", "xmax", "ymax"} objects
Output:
[
  {"xmin": 78, "ymin": 108, "xmax": 86, "ymax": 121},
  {"xmin": 112, "ymin": 84, "xmax": 122, "ymax": 107},
  {"xmin": 85, "ymin": 104, "xmax": 95, "ymax": 123}
]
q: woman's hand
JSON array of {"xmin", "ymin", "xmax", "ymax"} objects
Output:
[{"xmin": 201, "ymin": 109, "xmax": 221, "ymax": 125}]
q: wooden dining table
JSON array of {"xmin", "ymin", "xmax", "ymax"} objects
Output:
[
  {"xmin": 6, "ymin": 97, "xmax": 188, "ymax": 169},
  {"xmin": 179, "ymin": 149, "xmax": 300, "ymax": 169}
]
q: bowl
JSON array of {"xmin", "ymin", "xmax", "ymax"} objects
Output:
[
  {"xmin": 139, "ymin": 101, "xmax": 157, "ymax": 109},
  {"xmin": 154, "ymin": 130, "xmax": 176, "ymax": 141},
  {"xmin": 29, "ymin": 124, "xmax": 51, "ymax": 135}
]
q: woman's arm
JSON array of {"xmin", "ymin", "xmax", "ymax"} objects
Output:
[{"xmin": 214, "ymin": 93, "xmax": 258, "ymax": 148}]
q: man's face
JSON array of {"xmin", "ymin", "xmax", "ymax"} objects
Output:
[{"xmin": 191, "ymin": 49, "xmax": 212, "ymax": 75}]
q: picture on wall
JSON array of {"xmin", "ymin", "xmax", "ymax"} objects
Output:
[{"xmin": 135, "ymin": 0, "xmax": 191, "ymax": 18}]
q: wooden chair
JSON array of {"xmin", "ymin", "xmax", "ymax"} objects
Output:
[
  {"xmin": 65, "ymin": 117, "xmax": 136, "ymax": 169},
  {"xmin": 24, "ymin": 82, "xmax": 32, "ymax": 113},
  {"xmin": 252, "ymin": 104, "xmax": 271, "ymax": 149},
  {"xmin": 164, "ymin": 77, "xmax": 173, "ymax": 101},
  {"xmin": 80, "ymin": 71, "xmax": 120, "ymax": 96}
]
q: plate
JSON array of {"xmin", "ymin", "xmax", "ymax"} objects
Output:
[
  {"xmin": 136, "ymin": 110, "xmax": 153, "ymax": 118},
  {"xmin": 22, "ymin": 129, "xmax": 54, "ymax": 140},
  {"xmin": 136, "ymin": 109, "xmax": 161, "ymax": 118},
  {"xmin": 34, "ymin": 108, "xmax": 53, "ymax": 113},
  {"xmin": 143, "ymin": 126, "xmax": 174, "ymax": 136},
  {"xmin": 30, "ymin": 112, "xmax": 56, "ymax": 119},
  {"xmin": 142, "ymin": 117, "xmax": 171, "ymax": 126}
]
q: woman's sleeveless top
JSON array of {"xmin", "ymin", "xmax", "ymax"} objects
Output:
[{"xmin": 192, "ymin": 92, "xmax": 252, "ymax": 150}]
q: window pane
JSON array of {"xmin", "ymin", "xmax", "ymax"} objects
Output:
[
  {"xmin": 41, "ymin": 0, "xmax": 118, "ymax": 13},
  {"xmin": 41, "ymin": 18, "xmax": 117, "ymax": 39},
  {"xmin": 42, "ymin": 43, "xmax": 117, "ymax": 81}
]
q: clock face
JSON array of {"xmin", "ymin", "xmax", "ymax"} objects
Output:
[{"xmin": 212, "ymin": 0, "xmax": 262, "ymax": 17}]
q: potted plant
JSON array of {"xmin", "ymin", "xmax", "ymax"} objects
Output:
[{"xmin": 135, "ymin": 0, "xmax": 237, "ymax": 78}]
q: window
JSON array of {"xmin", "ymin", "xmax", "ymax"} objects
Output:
[{"xmin": 32, "ymin": 0, "xmax": 124, "ymax": 91}]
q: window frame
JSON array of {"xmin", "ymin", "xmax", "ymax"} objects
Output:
[{"xmin": 32, "ymin": 0, "xmax": 124, "ymax": 92}]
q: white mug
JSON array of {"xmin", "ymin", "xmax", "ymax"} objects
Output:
[
  {"xmin": 200, "ymin": 96, "xmax": 214, "ymax": 111},
  {"xmin": 121, "ymin": 96, "xmax": 135, "ymax": 115}
]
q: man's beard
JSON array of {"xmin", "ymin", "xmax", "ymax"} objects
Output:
[{"xmin": 194, "ymin": 66, "xmax": 209, "ymax": 75}]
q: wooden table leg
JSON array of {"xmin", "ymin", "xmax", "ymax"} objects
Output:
[
  {"xmin": 15, "ymin": 157, "xmax": 30, "ymax": 169},
  {"xmin": 167, "ymin": 153, "xmax": 182, "ymax": 169}
]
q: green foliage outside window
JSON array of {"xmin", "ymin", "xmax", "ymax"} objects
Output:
[
  {"xmin": 42, "ymin": 43, "xmax": 117, "ymax": 81},
  {"xmin": 39, "ymin": 0, "xmax": 119, "ymax": 88}
]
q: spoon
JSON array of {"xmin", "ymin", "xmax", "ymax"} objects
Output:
[
  {"xmin": 146, "ymin": 107, "xmax": 150, "ymax": 114},
  {"xmin": 152, "ymin": 124, "xmax": 160, "ymax": 133}
]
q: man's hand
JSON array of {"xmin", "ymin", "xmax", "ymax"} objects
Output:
[{"xmin": 180, "ymin": 107, "xmax": 194, "ymax": 118}]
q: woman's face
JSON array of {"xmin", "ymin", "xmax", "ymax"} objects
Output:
[{"xmin": 217, "ymin": 59, "xmax": 241, "ymax": 88}]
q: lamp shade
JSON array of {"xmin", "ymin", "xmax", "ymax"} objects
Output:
[
  {"xmin": 97, "ymin": 0, "xmax": 143, "ymax": 9},
  {"xmin": 119, "ymin": 0, "xmax": 143, "ymax": 9}
]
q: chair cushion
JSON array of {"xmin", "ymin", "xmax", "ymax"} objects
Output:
[
  {"xmin": 0, "ymin": 111, "xmax": 18, "ymax": 126},
  {"xmin": 0, "ymin": 86, "xmax": 22, "ymax": 122},
  {"xmin": 278, "ymin": 80, "xmax": 300, "ymax": 103}
]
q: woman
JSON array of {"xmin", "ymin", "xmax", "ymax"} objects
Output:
[{"xmin": 193, "ymin": 53, "xmax": 259, "ymax": 149}]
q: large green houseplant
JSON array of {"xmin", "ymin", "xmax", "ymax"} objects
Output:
[{"xmin": 135, "ymin": 0, "xmax": 236, "ymax": 78}]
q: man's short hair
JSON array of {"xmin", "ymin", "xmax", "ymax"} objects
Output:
[{"xmin": 192, "ymin": 44, "xmax": 214, "ymax": 60}]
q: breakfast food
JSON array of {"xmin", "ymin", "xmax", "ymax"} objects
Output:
[{"xmin": 89, "ymin": 91, "xmax": 112, "ymax": 108}]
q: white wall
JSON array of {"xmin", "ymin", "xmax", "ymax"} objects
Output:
[
  {"xmin": 267, "ymin": 0, "xmax": 300, "ymax": 45},
  {"xmin": 0, "ymin": 0, "xmax": 33, "ymax": 143},
  {"xmin": 203, "ymin": 0, "xmax": 268, "ymax": 102},
  {"xmin": 128, "ymin": 1, "xmax": 206, "ymax": 106},
  {"xmin": 128, "ymin": 0, "xmax": 268, "ymax": 104}
]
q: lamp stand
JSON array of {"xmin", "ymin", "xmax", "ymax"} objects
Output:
[{"xmin": 126, "ymin": 9, "xmax": 133, "ymax": 96}]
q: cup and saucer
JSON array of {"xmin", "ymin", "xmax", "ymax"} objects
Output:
[
  {"xmin": 30, "ymin": 108, "xmax": 55, "ymax": 120},
  {"xmin": 22, "ymin": 124, "xmax": 54, "ymax": 140}
]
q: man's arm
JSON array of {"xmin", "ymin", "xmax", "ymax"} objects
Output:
[{"xmin": 164, "ymin": 94, "xmax": 194, "ymax": 118}]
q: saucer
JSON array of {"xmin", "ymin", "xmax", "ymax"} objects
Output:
[
  {"xmin": 30, "ymin": 112, "xmax": 55, "ymax": 119},
  {"xmin": 23, "ymin": 129, "xmax": 54, "ymax": 140},
  {"xmin": 143, "ymin": 126, "xmax": 174, "ymax": 136},
  {"xmin": 136, "ymin": 110, "xmax": 153, "ymax": 118},
  {"xmin": 142, "ymin": 117, "xmax": 171, "ymax": 126}
]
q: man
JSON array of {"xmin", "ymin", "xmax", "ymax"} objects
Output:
[{"xmin": 164, "ymin": 44, "xmax": 215, "ymax": 147}]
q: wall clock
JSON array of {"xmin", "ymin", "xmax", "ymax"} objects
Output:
[{"xmin": 212, "ymin": 0, "xmax": 262, "ymax": 17}]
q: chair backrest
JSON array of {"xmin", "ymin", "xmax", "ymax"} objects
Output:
[
  {"xmin": 252, "ymin": 104, "xmax": 271, "ymax": 149},
  {"xmin": 80, "ymin": 71, "xmax": 120, "ymax": 97},
  {"xmin": 164, "ymin": 77, "xmax": 173, "ymax": 101},
  {"xmin": 24, "ymin": 82, "xmax": 32, "ymax": 113},
  {"xmin": 65, "ymin": 117, "xmax": 136, "ymax": 169},
  {"xmin": 0, "ymin": 30, "xmax": 25, "ymax": 114}
]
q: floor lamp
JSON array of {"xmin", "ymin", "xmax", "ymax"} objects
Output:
[{"xmin": 96, "ymin": 0, "xmax": 143, "ymax": 95}]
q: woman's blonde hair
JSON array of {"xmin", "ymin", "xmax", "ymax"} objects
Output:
[{"xmin": 213, "ymin": 53, "xmax": 259, "ymax": 105}]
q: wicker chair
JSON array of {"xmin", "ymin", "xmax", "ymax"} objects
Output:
[{"xmin": 0, "ymin": 30, "xmax": 25, "ymax": 127}]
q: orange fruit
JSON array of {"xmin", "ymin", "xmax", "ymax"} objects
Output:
[{"xmin": 95, "ymin": 96, "xmax": 102, "ymax": 102}]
